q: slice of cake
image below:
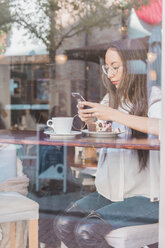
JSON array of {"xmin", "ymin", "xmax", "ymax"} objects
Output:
[
  {"xmin": 96, "ymin": 120, "xmax": 112, "ymax": 132},
  {"xmin": 88, "ymin": 120, "xmax": 112, "ymax": 132}
]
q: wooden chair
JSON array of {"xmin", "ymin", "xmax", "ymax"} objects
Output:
[{"xmin": 0, "ymin": 192, "xmax": 39, "ymax": 248}]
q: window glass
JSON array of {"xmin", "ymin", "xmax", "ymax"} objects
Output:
[{"xmin": 0, "ymin": 1, "xmax": 162, "ymax": 247}]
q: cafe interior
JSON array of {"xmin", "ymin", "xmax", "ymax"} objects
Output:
[{"xmin": 0, "ymin": 0, "xmax": 164, "ymax": 247}]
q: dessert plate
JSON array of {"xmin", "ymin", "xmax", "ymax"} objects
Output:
[
  {"xmin": 82, "ymin": 129, "xmax": 125, "ymax": 138},
  {"xmin": 44, "ymin": 130, "xmax": 81, "ymax": 139}
]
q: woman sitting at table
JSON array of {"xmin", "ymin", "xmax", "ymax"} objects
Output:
[{"xmin": 53, "ymin": 43, "xmax": 161, "ymax": 248}]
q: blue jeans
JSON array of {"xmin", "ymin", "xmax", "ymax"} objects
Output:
[
  {"xmin": 54, "ymin": 192, "xmax": 159, "ymax": 248},
  {"xmin": 75, "ymin": 191, "xmax": 159, "ymax": 229}
]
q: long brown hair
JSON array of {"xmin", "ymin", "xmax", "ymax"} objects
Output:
[{"xmin": 102, "ymin": 44, "xmax": 148, "ymax": 170}]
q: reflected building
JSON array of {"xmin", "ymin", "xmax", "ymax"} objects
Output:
[{"xmin": 0, "ymin": 13, "xmax": 122, "ymax": 129}]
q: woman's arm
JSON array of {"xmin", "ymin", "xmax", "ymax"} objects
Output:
[
  {"xmin": 78, "ymin": 101, "xmax": 159, "ymax": 136},
  {"xmin": 111, "ymin": 109, "xmax": 159, "ymax": 136}
]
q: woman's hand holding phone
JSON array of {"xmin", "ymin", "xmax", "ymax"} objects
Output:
[
  {"xmin": 72, "ymin": 92, "xmax": 112, "ymax": 122},
  {"xmin": 78, "ymin": 101, "xmax": 114, "ymax": 122},
  {"xmin": 77, "ymin": 101, "xmax": 97, "ymax": 123},
  {"xmin": 72, "ymin": 92, "xmax": 92, "ymax": 122},
  {"xmin": 77, "ymin": 101, "xmax": 90, "ymax": 122}
]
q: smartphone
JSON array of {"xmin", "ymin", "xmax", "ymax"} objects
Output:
[
  {"xmin": 71, "ymin": 92, "xmax": 86, "ymax": 102},
  {"xmin": 71, "ymin": 92, "xmax": 90, "ymax": 109}
]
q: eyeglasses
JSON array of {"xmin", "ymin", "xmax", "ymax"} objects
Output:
[{"xmin": 102, "ymin": 64, "xmax": 122, "ymax": 76}]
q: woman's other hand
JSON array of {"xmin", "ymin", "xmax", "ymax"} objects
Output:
[
  {"xmin": 77, "ymin": 102, "xmax": 90, "ymax": 122},
  {"xmin": 78, "ymin": 101, "xmax": 113, "ymax": 121}
]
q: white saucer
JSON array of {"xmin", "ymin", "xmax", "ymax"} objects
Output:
[
  {"xmin": 82, "ymin": 129, "xmax": 125, "ymax": 138},
  {"xmin": 44, "ymin": 130, "xmax": 81, "ymax": 139}
]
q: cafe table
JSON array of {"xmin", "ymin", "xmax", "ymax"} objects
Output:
[{"xmin": 0, "ymin": 129, "xmax": 160, "ymax": 192}]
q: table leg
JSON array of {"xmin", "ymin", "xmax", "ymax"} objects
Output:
[{"xmin": 63, "ymin": 145, "xmax": 67, "ymax": 193}]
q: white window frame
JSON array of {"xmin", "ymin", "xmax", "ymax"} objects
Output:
[{"xmin": 159, "ymin": 0, "xmax": 165, "ymax": 247}]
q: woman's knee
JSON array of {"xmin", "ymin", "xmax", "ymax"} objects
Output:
[
  {"xmin": 75, "ymin": 215, "xmax": 113, "ymax": 248},
  {"xmin": 53, "ymin": 213, "xmax": 83, "ymax": 248},
  {"xmin": 54, "ymin": 210, "xmax": 87, "ymax": 238},
  {"xmin": 54, "ymin": 213, "xmax": 79, "ymax": 233},
  {"xmin": 54, "ymin": 214, "xmax": 69, "ymax": 238}
]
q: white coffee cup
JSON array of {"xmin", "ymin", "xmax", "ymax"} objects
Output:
[{"xmin": 47, "ymin": 117, "xmax": 73, "ymax": 134}]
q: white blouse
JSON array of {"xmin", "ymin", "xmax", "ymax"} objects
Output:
[{"xmin": 95, "ymin": 86, "xmax": 161, "ymax": 202}]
